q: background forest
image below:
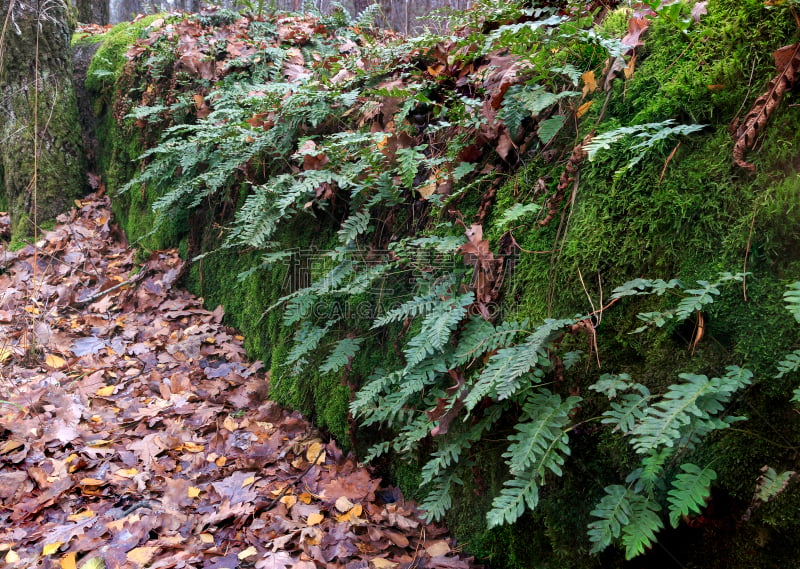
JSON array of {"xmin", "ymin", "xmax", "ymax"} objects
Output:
[{"xmin": 2, "ymin": 0, "xmax": 800, "ymax": 568}]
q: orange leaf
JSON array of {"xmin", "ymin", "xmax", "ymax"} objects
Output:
[
  {"xmin": 60, "ymin": 551, "xmax": 77, "ymax": 569},
  {"xmin": 576, "ymin": 101, "xmax": 593, "ymax": 119},
  {"xmin": 581, "ymin": 70, "xmax": 597, "ymax": 98}
]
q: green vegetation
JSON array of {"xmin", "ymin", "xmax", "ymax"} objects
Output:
[{"xmin": 87, "ymin": 0, "xmax": 800, "ymax": 566}]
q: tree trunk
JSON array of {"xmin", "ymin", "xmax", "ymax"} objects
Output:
[
  {"xmin": 0, "ymin": 0, "xmax": 86, "ymax": 238},
  {"xmin": 75, "ymin": 0, "xmax": 108, "ymax": 24}
]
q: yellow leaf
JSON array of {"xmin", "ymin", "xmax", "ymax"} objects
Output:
[
  {"xmin": 0, "ymin": 439, "xmax": 24, "ymax": 454},
  {"xmin": 188, "ymin": 487, "xmax": 201, "ymax": 498},
  {"xmin": 222, "ymin": 416, "xmax": 238, "ymax": 431},
  {"xmin": 79, "ymin": 478, "xmax": 105, "ymax": 487},
  {"xmin": 114, "ymin": 468, "xmax": 139, "ymax": 478},
  {"xmin": 371, "ymin": 558, "xmax": 398, "ymax": 569},
  {"xmin": 0, "ymin": 348, "xmax": 13, "ymax": 363},
  {"xmin": 45, "ymin": 354, "xmax": 67, "ymax": 369},
  {"xmin": 126, "ymin": 546, "xmax": 158, "ymax": 567},
  {"xmin": 67, "ymin": 509, "xmax": 95, "ymax": 522},
  {"xmin": 581, "ymin": 70, "xmax": 597, "ymax": 98},
  {"xmin": 5, "ymin": 550, "xmax": 20, "ymax": 564},
  {"xmin": 215, "ymin": 456, "xmax": 227, "ymax": 467},
  {"xmin": 305, "ymin": 441, "xmax": 326, "ymax": 464},
  {"xmin": 576, "ymin": 101, "xmax": 593, "ymax": 119},
  {"xmin": 107, "ymin": 514, "xmax": 140, "ymax": 532},
  {"xmin": 182, "ymin": 442, "xmax": 204, "ymax": 453},
  {"xmin": 199, "ymin": 533, "xmax": 215, "ymax": 544},
  {"xmin": 306, "ymin": 512, "xmax": 324, "ymax": 526},
  {"xmin": 238, "ymin": 546, "xmax": 258, "ymax": 560},
  {"xmin": 24, "ymin": 305, "xmax": 40, "ymax": 315},
  {"xmin": 43, "ymin": 542, "xmax": 64, "ymax": 556},
  {"xmin": 95, "ymin": 385, "xmax": 115, "ymax": 397},
  {"xmin": 78, "ymin": 557, "xmax": 105, "ymax": 569},
  {"xmin": 203, "ymin": 337, "xmax": 216, "ymax": 344},
  {"xmin": 241, "ymin": 476, "xmax": 256, "ymax": 487},
  {"xmin": 298, "ymin": 492, "xmax": 313, "ymax": 505},
  {"xmin": 337, "ymin": 503, "xmax": 363, "ymax": 523},
  {"xmin": 280, "ymin": 494, "xmax": 297, "ymax": 508},
  {"xmin": 61, "ymin": 551, "xmax": 77, "ymax": 569},
  {"xmin": 87, "ymin": 439, "xmax": 112, "ymax": 447},
  {"xmin": 416, "ymin": 180, "xmax": 437, "ymax": 199}
]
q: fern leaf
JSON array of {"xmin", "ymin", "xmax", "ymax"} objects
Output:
[
  {"xmin": 754, "ymin": 466, "xmax": 796, "ymax": 503},
  {"xmin": 496, "ymin": 203, "xmax": 542, "ymax": 230},
  {"xmin": 775, "ymin": 350, "xmax": 800, "ymax": 379},
  {"xmin": 337, "ymin": 209, "xmax": 371, "ymax": 245},
  {"xmin": 590, "ymin": 373, "xmax": 639, "ymax": 399},
  {"xmin": 487, "ymin": 469, "xmax": 540, "ymax": 529},
  {"xmin": 403, "ymin": 293, "xmax": 473, "ymax": 368},
  {"xmin": 396, "ymin": 144, "xmax": 427, "ymax": 189},
  {"xmin": 504, "ymin": 390, "xmax": 580, "ymax": 477},
  {"xmin": 621, "ymin": 496, "xmax": 663, "ymax": 560},
  {"xmin": 421, "ymin": 436, "xmax": 472, "ymax": 485},
  {"xmin": 784, "ymin": 282, "xmax": 800, "ymax": 323},
  {"xmin": 319, "ymin": 337, "xmax": 363, "ymax": 374},
  {"xmin": 538, "ymin": 114, "xmax": 566, "ymax": 144},
  {"xmin": 465, "ymin": 318, "xmax": 573, "ymax": 411},
  {"xmin": 588, "ymin": 486, "xmax": 662, "ymax": 557},
  {"xmin": 602, "ymin": 390, "xmax": 651, "ymax": 434},
  {"xmin": 667, "ymin": 463, "xmax": 716, "ymax": 528},
  {"xmin": 421, "ymin": 470, "xmax": 463, "ymax": 522}
]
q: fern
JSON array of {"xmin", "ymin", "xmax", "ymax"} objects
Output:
[
  {"xmin": 402, "ymin": 293, "xmax": 473, "ymax": 368},
  {"xmin": 420, "ymin": 470, "xmax": 463, "ymax": 522},
  {"xmin": 487, "ymin": 468, "xmax": 541, "ymax": 529},
  {"xmin": 588, "ymin": 486, "xmax": 663, "ymax": 559},
  {"xmin": 496, "ymin": 203, "xmax": 541, "ymax": 230},
  {"xmin": 754, "ymin": 466, "xmax": 796, "ymax": 503},
  {"xmin": 464, "ymin": 318, "xmax": 574, "ymax": 411},
  {"xmin": 667, "ymin": 463, "xmax": 716, "ymax": 528},
  {"xmin": 775, "ymin": 349, "xmax": 800, "ymax": 379},
  {"xmin": 337, "ymin": 209, "xmax": 371, "ymax": 245},
  {"xmin": 319, "ymin": 337, "xmax": 363, "ymax": 374},
  {"xmin": 504, "ymin": 390, "xmax": 581, "ymax": 477},
  {"xmin": 630, "ymin": 366, "xmax": 752, "ymax": 454},
  {"xmin": 396, "ymin": 144, "xmax": 427, "ymax": 189},
  {"xmin": 602, "ymin": 388, "xmax": 652, "ymax": 434},
  {"xmin": 784, "ymin": 281, "xmax": 800, "ymax": 323}
]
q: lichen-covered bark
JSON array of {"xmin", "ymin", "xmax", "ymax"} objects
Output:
[{"xmin": 0, "ymin": 0, "xmax": 86, "ymax": 237}]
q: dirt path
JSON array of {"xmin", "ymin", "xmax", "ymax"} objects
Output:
[{"xmin": 0, "ymin": 194, "xmax": 475, "ymax": 569}]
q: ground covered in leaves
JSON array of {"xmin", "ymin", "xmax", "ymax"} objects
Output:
[{"xmin": 0, "ymin": 195, "xmax": 475, "ymax": 569}]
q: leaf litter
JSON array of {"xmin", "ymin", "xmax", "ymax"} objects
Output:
[{"xmin": 0, "ymin": 194, "xmax": 476, "ymax": 569}]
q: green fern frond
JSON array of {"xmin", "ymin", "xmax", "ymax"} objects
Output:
[
  {"xmin": 396, "ymin": 144, "xmax": 427, "ymax": 189},
  {"xmin": 452, "ymin": 317, "xmax": 526, "ymax": 366},
  {"xmin": 784, "ymin": 282, "xmax": 800, "ymax": 323},
  {"xmin": 602, "ymin": 390, "xmax": 652, "ymax": 434},
  {"xmin": 465, "ymin": 318, "xmax": 573, "ymax": 410},
  {"xmin": 775, "ymin": 350, "xmax": 800, "ymax": 379},
  {"xmin": 631, "ymin": 366, "xmax": 752, "ymax": 454},
  {"xmin": 588, "ymin": 486, "xmax": 662, "ymax": 558},
  {"xmin": 504, "ymin": 390, "xmax": 580, "ymax": 477},
  {"xmin": 590, "ymin": 373, "xmax": 640, "ymax": 399},
  {"xmin": 754, "ymin": 466, "xmax": 796, "ymax": 502},
  {"xmin": 667, "ymin": 463, "xmax": 716, "ymax": 528},
  {"xmin": 337, "ymin": 209, "xmax": 371, "ymax": 245},
  {"xmin": 487, "ymin": 469, "xmax": 540, "ymax": 529},
  {"xmin": 286, "ymin": 320, "xmax": 336, "ymax": 368},
  {"xmin": 421, "ymin": 470, "xmax": 463, "ymax": 522},
  {"xmin": 403, "ymin": 293, "xmax": 473, "ymax": 368},
  {"xmin": 319, "ymin": 337, "xmax": 363, "ymax": 374}
]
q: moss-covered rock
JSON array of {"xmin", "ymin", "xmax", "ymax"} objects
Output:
[{"xmin": 89, "ymin": 1, "xmax": 800, "ymax": 567}]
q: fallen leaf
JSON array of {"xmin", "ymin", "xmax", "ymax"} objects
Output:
[
  {"xmin": 126, "ymin": 546, "xmax": 158, "ymax": 567},
  {"xmin": 95, "ymin": 385, "xmax": 115, "ymax": 397},
  {"xmin": 67, "ymin": 509, "xmax": 95, "ymax": 522},
  {"xmin": 576, "ymin": 101, "xmax": 593, "ymax": 118},
  {"xmin": 425, "ymin": 541, "xmax": 451, "ymax": 557},
  {"xmin": 305, "ymin": 441, "xmax": 326, "ymax": 463},
  {"xmin": 371, "ymin": 558, "xmax": 398, "ymax": 569},
  {"xmin": 581, "ymin": 70, "xmax": 596, "ymax": 98},
  {"xmin": 43, "ymin": 542, "xmax": 64, "ymax": 556},
  {"xmin": 199, "ymin": 533, "xmax": 214, "ymax": 544},
  {"xmin": 335, "ymin": 495, "xmax": 355, "ymax": 513},
  {"xmin": 61, "ymin": 551, "xmax": 77, "ymax": 569},
  {"xmin": 188, "ymin": 486, "xmax": 201, "ymax": 498},
  {"xmin": 182, "ymin": 441, "xmax": 204, "ymax": 453},
  {"xmin": 238, "ymin": 546, "xmax": 258, "ymax": 560},
  {"xmin": 306, "ymin": 512, "xmax": 324, "ymax": 526},
  {"xmin": 6, "ymin": 550, "xmax": 20, "ymax": 563},
  {"xmin": 79, "ymin": 558, "xmax": 105, "ymax": 569},
  {"xmin": 45, "ymin": 354, "xmax": 67, "ymax": 368}
]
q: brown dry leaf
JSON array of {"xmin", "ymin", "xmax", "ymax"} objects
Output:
[
  {"xmin": 6, "ymin": 550, "xmax": 20, "ymax": 564},
  {"xmin": 95, "ymin": 385, "xmax": 115, "ymax": 397},
  {"xmin": 624, "ymin": 55, "xmax": 636, "ymax": 80},
  {"xmin": 425, "ymin": 541, "xmax": 451, "ymax": 557},
  {"xmin": 199, "ymin": 533, "xmax": 214, "ymax": 544},
  {"xmin": 305, "ymin": 441, "xmax": 326, "ymax": 463},
  {"xmin": 371, "ymin": 558, "xmax": 398, "ymax": 569},
  {"xmin": 335, "ymin": 495, "xmax": 355, "ymax": 513}
]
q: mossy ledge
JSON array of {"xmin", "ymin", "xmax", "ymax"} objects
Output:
[{"xmin": 87, "ymin": 2, "xmax": 800, "ymax": 567}]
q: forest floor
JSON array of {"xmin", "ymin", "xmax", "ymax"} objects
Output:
[{"xmin": 0, "ymin": 193, "xmax": 474, "ymax": 569}]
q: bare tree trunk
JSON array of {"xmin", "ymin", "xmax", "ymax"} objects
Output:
[
  {"xmin": 0, "ymin": 0, "xmax": 86, "ymax": 237},
  {"xmin": 75, "ymin": 0, "xmax": 107, "ymax": 23}
]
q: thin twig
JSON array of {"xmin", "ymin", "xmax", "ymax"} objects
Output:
[{"xmin": 742, "ymin": 204, "xmax": 757, "ymax": 302}]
